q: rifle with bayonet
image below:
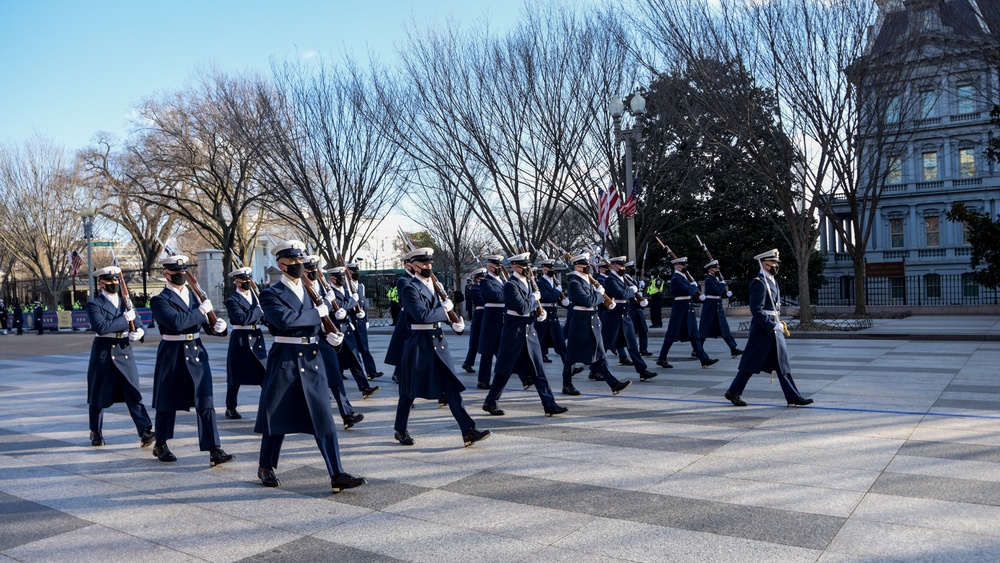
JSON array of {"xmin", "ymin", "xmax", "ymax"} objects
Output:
[
  {"xmin": 547, "ymin": 238, "xmax": 615, "ymax": 308},
  {"xmin": 655, "ymin": 236, "xmax": 704, "ymax": 299},
  {"xmin": 695, "ymin": 235, "xmax": 725, "ymax": 283},
  {"xmin": 266, "ymin": 234, "xmax": 338, "ymax": 335},
  {"xmin": 110, "ymin": 248, "xmax": 139, "ymax": 334},
  {"xmin": 398, "ymin": 228, "xmax": 461, "ymax": 324}
]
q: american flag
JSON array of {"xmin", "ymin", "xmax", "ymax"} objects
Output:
[
  {"xmin": 597, "ymin": 184, "xmax": 620, "ymax": 235},
  {"xmin": 620, "ymin": 175, "xmax": 639, "ymax": 218},
  {"xmin": 68, "ymin": 250, "xmax": 84, "ymax": 276}
]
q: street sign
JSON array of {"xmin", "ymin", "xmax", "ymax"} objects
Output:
[{"xmin": 91, "ymin": 241, "xmax": 115, "ymax": 247}]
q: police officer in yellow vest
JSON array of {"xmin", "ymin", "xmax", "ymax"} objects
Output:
[{"xmin": 646, "ymin": 272, "xmax": 666, "ymax": 328}]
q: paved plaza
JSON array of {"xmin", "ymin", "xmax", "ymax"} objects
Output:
[{"xmin": 1, "ymin": 317, "xmax": 1000, "ymax": 562}]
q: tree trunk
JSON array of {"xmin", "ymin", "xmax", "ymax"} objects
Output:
[
  {"xmin": 852, "ymin": 257, "xmax": 867, "ymax": 316},
  {"xmin": 795, "ymin": 245, "xmax": 814, "ymax": 323}
]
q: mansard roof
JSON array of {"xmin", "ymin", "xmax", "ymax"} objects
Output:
[{"xmin": 871, "ymin": 0, "xmax": 1000, "ymax": 54}]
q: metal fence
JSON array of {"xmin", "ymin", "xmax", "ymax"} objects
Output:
[{"xmin": 815, "ymin": 274, "xmax": 999, "ymax": 306}]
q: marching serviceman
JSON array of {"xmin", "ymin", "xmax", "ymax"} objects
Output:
[
  {"xmin": 461, "ymin": 268, "xmax": 487, "ymax": 374},
  {"xmin": 347, "ymin": 262, "xmax": 383, "ymax": 380},
  {"xmin": 393, "ymin": 247, "xmax": 491, "ymax": 447},
  {"xmin": 326, "ymin": 265, "xmax": 380, "ymax": 400},
  {"xmin": 602, "ymin": 257, "xmax": 658, "ymax": 382},
  {"xmin": 255, "ymin": 239, "xmax": 366, "ymax": 492},
  {"xmin": 656, "ymin": 257, "xmax": 719, "ymax": 369},
  {"xmin": 535, "ymin": 259, "xmax": 584, "ymax": 395},
  {"xmin": 223, "ymin": 267, "xmax": 266, "ymax": 420},
  {"xmin": 482, "ymin": 253, "xmax": 568, "ymax": 417},
  {"xmin": 699, "ymin": 260, "xmax": 743, "ymax": 359},
  {"xmin": 724, "ymin": 249, "xmax": 813, "ymax": 407},
  {"xmin": 302, "ymin": 257, "xmax": 365, "ymax": 429},
  {"xmin": 476, "ymin": 255, "xmax": 507, "ymax": 390},
  {"xmin": 564, "ymin": 252, "xmax": 633, "ymax": 395},
  {"xmin": 149, "ymin": 255, "xmax": 234, "ymax": 466},
  {"xmin": 85, "ymin": 266, "xmax": 154, "ymax": 448},
  {"xmin": 624, "ymin": 261, "xmax": 652, "ymax": 356}
]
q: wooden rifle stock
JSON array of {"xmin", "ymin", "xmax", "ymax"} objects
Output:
[
  {"xmin": 695, "ymin": 235, "xmax": 726, "ymax": 283},
  {"xmin": 429, "ymin": 273, "xmax": 461, "ymax": 324},
  {"xmin": 654, "ymin": 237, "xmax": 704, "ymax": 298},
  {"xmin": 117, "ymin": 270, "xmax": 138, "ymax": 332},
  {"xmin": 184, "ymin": 271, "xmax": 219, "ymax": 326},
  {"xmin": 555, "ymin": 248, "xmax": 614, "ymax": 308},
  {"xmin": 520, "ymin": 265, "xmax": 547, "ymax": 317},
  {"xmin": 333, "ymin": 247, "xmax": 363, "ymax": 314},
  {"xmin": 304, "ymin": 277, "xmax": 339, "ymax": 335}
]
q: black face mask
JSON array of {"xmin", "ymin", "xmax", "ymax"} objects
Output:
[
  {"xmin": 306, "ymin": 270, "xmax": 318, "ymax": 281},
  {"xmin": 167, "ymin": 273, "xmax": 186, "ymax": 285},
  {"xmin": 579, "ymin": 266, "xmax": 590, "ymax": 275},
  {"xmin": 284, "ymin": 263, "xmax": 304, "ymax": 279},
  {"xmin": 418, "ymin": 267, "xmax": 432, "ymax": 279},
  {"xmin": 766, "ymin": 264, "xmax": 779, "ymax": 276},
  {"xmin": 103, "ymin": 284, "xmax": 119, "ymax": 294}
]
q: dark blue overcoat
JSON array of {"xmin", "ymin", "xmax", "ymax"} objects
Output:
[
  {"xmin": 663, "ymin": 272, "xmax": 700, "ymax": 343},
  {"xmin": 601, "ymin": 271, "xmax": 638, "ymax": 350},
  {"xmin": 150, "ymin": 288, "xmax": 223, "ymax": 411},
  {"xmin": 85, "ymin": 294, "xmax": 143, "ymax": 409},
  {"xmin": 225, "ymin": 291, "xmax": 266, "ymax": 386},
  {"xmin": 327, "ymin": 285, "xmax": 364, "ymax": 368},
  {"xmin": 564, "ymin": 274, "xmax": 606, "ymax": 365},
  {"xmin": 254, "ymin": 282, "xmax": 338, "ymax": 437},
  {"xmin": 699, "ymin": 275, "xmax": 734, "ymax": 340},
  {"xmin": 466, "ymin": 282, "xmax": 485, "ymax": 353},
  {"xmin": 477, "ymin": 274, "xmax": 505, "ymax": 356},
  {"xmin": 397, "ymin": 276, "xmax": 465, "ymax": 400},
  {"xmin": 737, "ymin": 274, "xmax": 791, "ymax": 375},
  {"xmin": 494, "ymin": 276, "xmax": 545, "ymax": 378},
  {"xmin": 384, "ymin": 273, "xmax": 414, "ymax": 366},
  {"xmin": 533, "ymin": 275, "xmax": 565, "ymax": 350}
]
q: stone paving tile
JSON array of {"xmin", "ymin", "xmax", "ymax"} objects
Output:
[
  {"xmin": 682, "ymin": 455, "xmax": 881, "ymax": 492},
  {"xmin": 274, "ymin": 465, "xmax": 428, "ymax": 510},
  {"xmin": 870, "ymin": 472, "xmax": 1000, "ymax": 506},
  {"xmin": 825, "ymin": 519, "xmax": 1000, "ymax": 562},
  {"xmin": 484, "ymin": 419, "xmax": 731, "ymax": 455},
  {"xmin": 884, "ymin": 454, "xmax": 1000, "ymax": 483},
  {"xmin": 898, "ymin": 439, "xmax": 1000, "ymax": 463},
  {"xmin": 933, "ymin": 398, "xmax": 1000, "ymax": 410},
  {"xmin": 852, "ymin": 493, "xmax": 1000, "ymax": 537},
  {"xmin": 5, "ymin": 524, "xmax": 202, "ymax": 563},
  {"xmin": 239, "ymin": 536, "xmax": 400, "ymax": 563},
  {"xmin": 0, "ymin": 492, "xmax": 91, "ymax": 551}
]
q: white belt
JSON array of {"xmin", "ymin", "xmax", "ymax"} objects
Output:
[
  {"xmin": 231, "ymin": 324, "xmax": 258, "ymax": 330},
  {"xmin": 573, "ymin": 306, "xmax": 596, "ymax": 311},
  {"xmin": 475, "ymin": 306, "xmax": 485, "ymax": 310},
  {"xmin": 762, "ymin": 310, "xmax": 780, "ymax": 316},
  {"xmin": 705, "ymin": 296, "xmax": 720, "ymax": 299},
  {"xmin": 613, "ymin": 299, "xmax": 628, "ymax": 304},
  {"xmin": 506, "ymin": 310, "xmax": 531, "ymax": 317},
  {"xmin": 162, "ymin": 333, "xmax": 200, "ymax": 341},
  {"xmin": 674, "ymin": 296, "xmax": 691, "ymax": 300},
  {"xmin": 540, "ymin": 303, "xmax": 556, "ymax": 307},
  {"xmin": 410, "ymin": 323, "xmax": 440, "ymax": 330},
  {"xmin": 484, "ymin": 303, "xmax": 505, "ymax": 308},
  {"xmin": 97, "ymin": 332, "xmax": 126, "ymax": 339},
  {"xmin": 273, "ymin": 336, "xmax": 317, "ymax": 344}
]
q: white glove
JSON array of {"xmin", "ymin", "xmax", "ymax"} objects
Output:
[
  {"xmin": 607, "ymin": 301, "xmax": 616, "ymax": 310},
  {"xmin": 596, "ymin": 286, "xmax": 605, "ymax": 295},
  {"xmin": 532, "ymin": 291, "xmax": 541, "ymax": 302},
  {"xmin": 351, "ymin": 292, "xmax": 360, "ymax": 302},
  {"xmin": 726, "ymin": 290, "xmax": 733, "ymax": 297},
  {"xmin": 698, "ymin": 294, "xmax": 707, "ymax": 302},
  {"xmin": 315, "ymin": 303, "xmax": 329, "ymax": 318},
  {"xmin": 326, "ymin": 332, "xmax": 344, "ymax": 347},
  {"xmin": 123, "ymin": 309, "xmax": 136, "ymax": 322},
  {"xmin": 560, "ymin": 298, "xmax": 570, "ymax": 307},
  {"xmin": 213, "ymin": 319, "xmax": 227, "ymax": 333},
  {"xmin": 128, "ymin": 328, "xmax": 144, "ymax": 341},
  {"xmin": 640, "ymin": 299, "xmax": 649, "ymax": 307},
  {"xmin": 355, "ymin": 310, "xmax": 366, "ymax": 319},
  {"xmin": 451, "ymin": 318, "xmax": 466, "ymax": 333},
  {"xmin": 537, "ymin": 309, "xmax": 547, "ymax": 323},
  {"xmin": 442, "ymin": 299, "xmax": 454, "ymax": 312},
  {"xmin": 555, "ymin": 285, "xmax": 562, "ymax": 292},
  {"xmin": 334, "ymin": 308, "xmax": 347, "ymax": 320},
  {"xmin": 324, "ymin": 289, "xmax": 338, "ymax": 302},
  {"xmin": 629, "ymin": 285, "xmax": 639, "ymax": 294},
  {"xmin": 199, "ymin": 299, "xmax": 213, "ymax": 315}
]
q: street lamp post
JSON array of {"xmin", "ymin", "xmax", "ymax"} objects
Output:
[
  {"xmin": 610, "ymin": 91, "xmax": 646, "ymax": 262},
  {"xmin": 80, "ymin": 207, "xmax": 96, "ymax": 303}
]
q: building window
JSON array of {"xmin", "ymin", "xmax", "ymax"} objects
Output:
[
  {"xmin": 959, "ymin": 148, "xmax": 976, "ymax": 178},
  {"xmin": 925, "ymin": 273, "xmax": 941, "ymax": 299},
  {"xmin": 924, "ymin": 216, "xmax": 940, "ymax": 247},
  {"xmin": 957, "ymin": 83, "xmax": 975, "ymax": 114},
  {"xmin": 962, "ymin": 273, "xmax": 979, "ymax": 298},
  {"xmin": 891, "ymin": 277, "xmax": 905, "ymax": 300},
  {"xmin": 887, "ymin": 155, "xmax": 902, "ymax": 184},
  {"xmin": 887, "ymin": 95, "xmax": 901, "ymax": 123},
  {"xmin": 962, "ymin": 221, "xmax": 971, "ymax": 245},
  {"xmin": 889, "ymin": 218, "xmax": 905, "ymax": 248},
  {"xmin": 922, "ymin": 152, "xmax": 938, "ymax": 181},
  {"xmin": 920, "ymin": 89, "xmax": 937, "ymax": 119}
]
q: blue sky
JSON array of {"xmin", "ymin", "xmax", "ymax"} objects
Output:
[{"xmin": 0, "ymin": 0, "xmax": 525, "ymax": 150}]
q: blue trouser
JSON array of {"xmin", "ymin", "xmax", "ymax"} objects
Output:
[
  {"xmin": 484, "ymin": 357, "xmax": 557, "ymax": 410},
  {"xmin": 259, "ymin": 432, "xmax": 344, "ymax": 476},
  {"xmin": 154, "ymin": 408, "xmax": 220, "ymax": 451},
  {"xmin": 394, "ymin": 384, "xmax": 474, "ymax": 436},
  {"xmin": 728, "ymin": 370, "xmax": 803, "ymax": 403},
  {"xmin": 89, "ymin": 394, "xmax": 151, "ymax": 436}
]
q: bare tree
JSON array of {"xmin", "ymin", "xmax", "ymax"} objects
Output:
[{"xmin": 0, "ymin": 137, "xmax": 83, "ymax": 308}]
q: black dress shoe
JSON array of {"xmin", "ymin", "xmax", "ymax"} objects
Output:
[
  {"xmin": 367, "ymin": 371, "xmax": 384, "ymax": 380},
  {"xmin": 619, "ymin": 359, "xmax": 634, "ymax": 366},
  {"xmin": 140, "ymin": 428, "xmax": 155, "ymax": 448},
  {"xmin": 571, "ymin": 366, "xmax": 584, "ymax": 375},
  {"xmin": 522, "ymin": 381, "xmax": 534, "ymax": 390},
  {"xmin": 724, "ymin": 392, "xmax": 747, "ymax": 407},
  {"xmin": 224, "ymin": 409, "xmax": 242, "ymax": 419},
  {"xmin": 588, "ymin": 372, "xmax": 604, "ymax": 381},
  {"xmin": 343, "ymin": 413, "xmax": 364, "ymax": 429},
  {"xmin": 656, "ymin": 360, "xmax": 673, "ymax": 369},
  {"xmin": 331, "ymin": 472, "xmax": 367, "ymax": 493},
  {"xmin": 787, "ymin": 397, "xmax": 815, "ymax": 407},
  {"xmin": 463, "ymin": 428, "xmax": 492, "ymax": 447},
  {"xmin": 611, "ymin": 380, "xmax": 632, "ymax": 395},
  {"xmin": 362, "ymin": 386, "xmax": 380, "ymax": 399},
  {"xmin": 639, "ymin": 370, "xmax": 658, "ymax": 381},
  {"xmin": 153, "ymin": 442, "xmax": 176, "ymax": 462},
  {"xmin": 730, "ymin": 348, "xmax": 744, "ymax": 358},
  {"xmin": 477, "ymin": 382, "xmax": 490, "ymax": 390},
  {"xmin": 562, "ymin": 386, "xmax": 580, "ymax": 396},
  {"xmin": 438, "ymin": 397, "xmax": 448, "ymax": 408},
  {"xmin": 544, "ymin": 404, "xmax": 569, "ymax": 416},
  {"xmin": 462, "ymin": 364, "xmax": 476, "ymax": 373},
  {"xmin": 690, "ymin": 351, "xmax": 699, "ymax": 359},
  {"xmin": 482, "ymin": 404, "xmax": 505, "ymax": 416},
  {"xmin": 209, "ymin": 447, "xmax": 235, "ymax": 466},
  {"xmin": 342, "ymin": 374, "xmax": 348, "ymax": 380},
  {"xmin": 394, "ymin": 431, "xmax": 415, "ymax": 446},
  {"xmin": 258, "ymin": 467, "xmax": 280, "ymax": 487},
  {"xmin": 90, "ymin": 431, "xmax": 104, "ymax": 447},
  {"xmin": 640, "ymin": 350, "xmax": 653, "ymax": 356},
  {"xmin": 542, "ymin": 355, "xmax": 552, "ymax": 363},
  {"xmin": 392, "ymin": 375, "xmax": 398, "ymax": 383},
  {"xmin": 700, "ymin": 358, "xmax": 719, "ymax": 368}
]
